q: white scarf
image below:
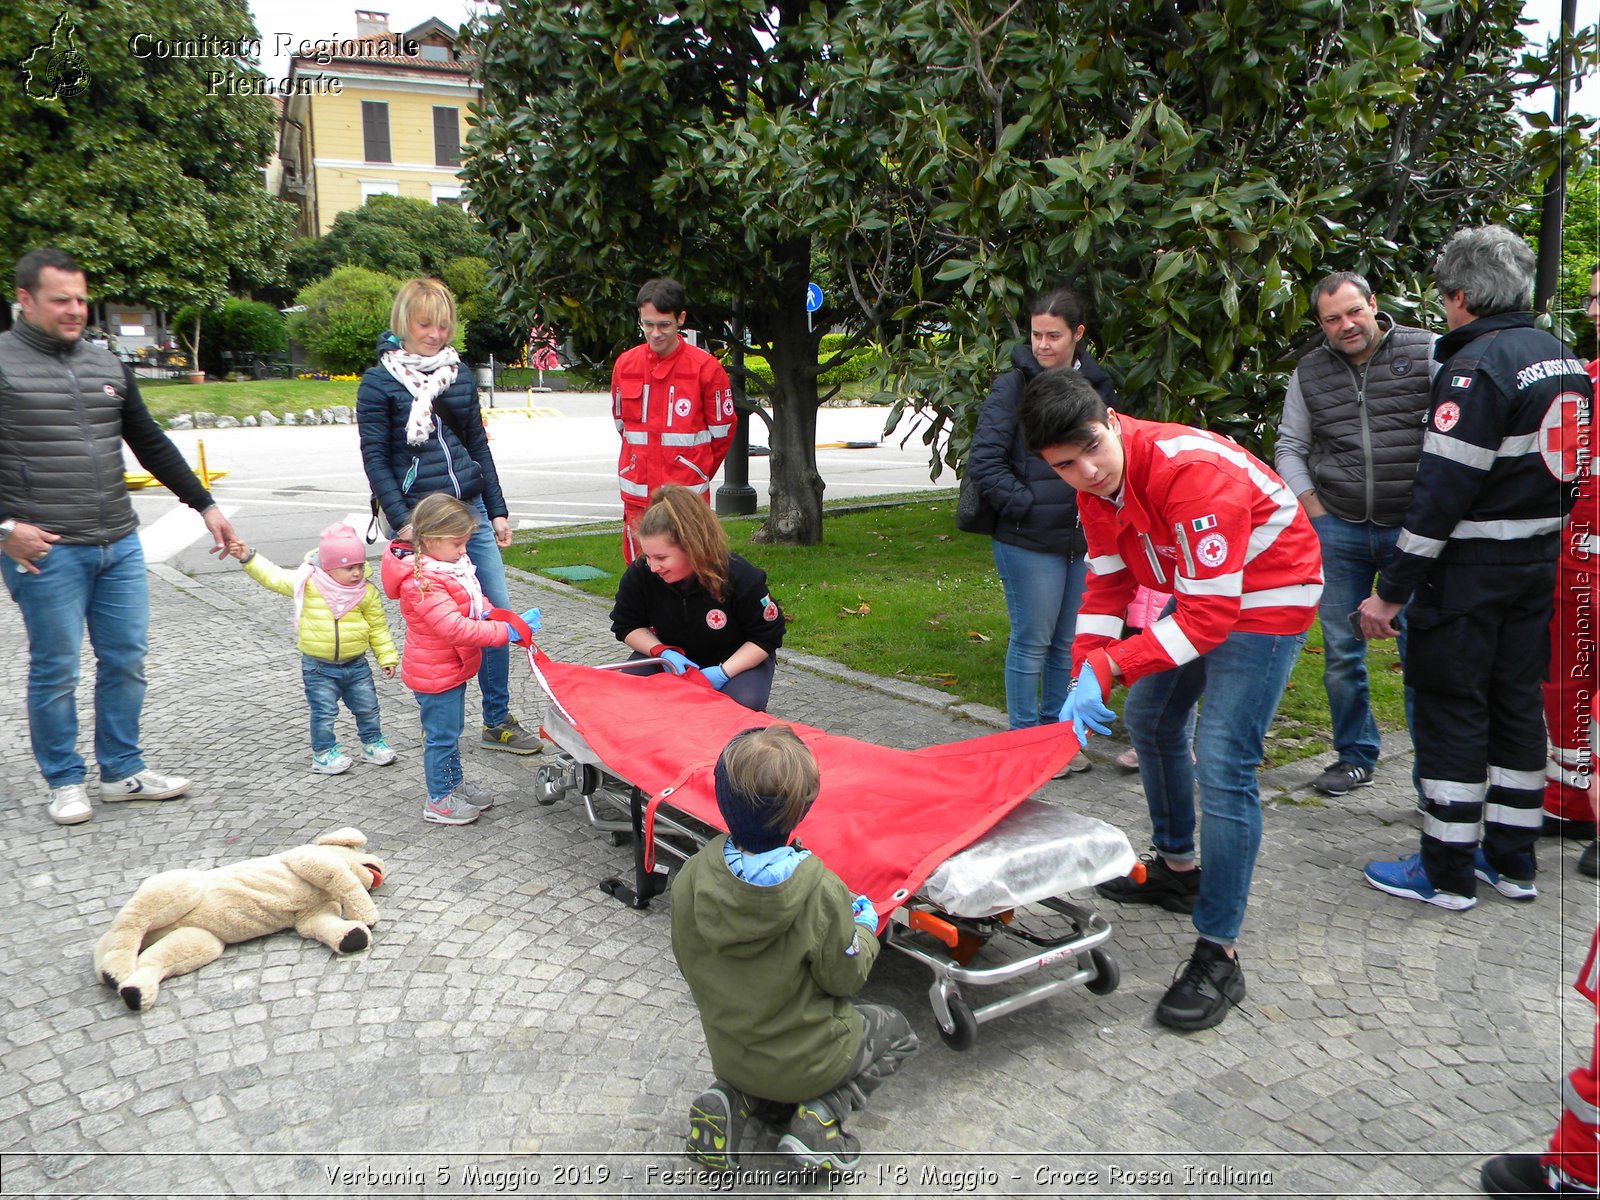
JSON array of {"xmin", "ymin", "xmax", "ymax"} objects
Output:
[
  {"xmin": 417, "ymin": 552, "xmax": 487, "ymax": 619},
  {"xmin": 382, "ymin": 345, "xmax": 461, "ymax": 446}
]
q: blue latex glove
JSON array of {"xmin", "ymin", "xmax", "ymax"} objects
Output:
[
  {"xmin": 505, "ymin": 623, "xmax": 525, "ymax": 645},
  {"xmin": 851, "ymin": 894, "xmax": 879, "ymax": 930},
  {"xmin": 519, "ymin": 607, "xmax": 542, "ymax": 632},
  {"xmin": 701, "ymin": 664, "xmax": 730, "ymax": 690},
  {"xmin": 1058, "ymin": 662, "xmax": 1115, "ymax": 740},
  {"xmin": 658, "ymin": 648, "xmax": 697, "ymax": 675}
]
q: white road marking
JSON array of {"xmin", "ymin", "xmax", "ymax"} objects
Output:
[{"xmin": 137, "ymin": 502, "xmax": 242, "ymax": 564}]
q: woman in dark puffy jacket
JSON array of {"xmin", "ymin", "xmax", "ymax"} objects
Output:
[
  {"xmin": 967, "ymin": 287, "xmax": 1118, "ymax": 759},
  {"xmin": 356, "ymin": 277, "xmax": 541, "ymax": 755}
]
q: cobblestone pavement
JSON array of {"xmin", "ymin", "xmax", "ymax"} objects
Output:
[{"xmin": 1, "ymin": 562, "xmax": 1595, "ymax": 1199}]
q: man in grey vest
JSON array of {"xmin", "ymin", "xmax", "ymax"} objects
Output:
[
  {"xmin": 0, "ymin": 248, "xmax": 238, "ymax": 826},
  {"xmin": 1275, "ymin": 271, "xmax": 1436, "ymax": 797}
]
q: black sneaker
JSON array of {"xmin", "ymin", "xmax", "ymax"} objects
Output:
[
  {"xmin": 1155, "ymin": 939, "xmax": 1246, "ymax": 1031},
  {"xmin": 1310, "ymin": 761, "xmax": 1374, "ymax": 796},
  {"xmin": 1580, "ymin": 841, "xmax": 1598, "ymax": 880},
  {"xmin": 1479, "ymin": 1153, "xmax": 1557, "ymax": 1197},
  {"xmin": 1095, "ymin": 851, "xmax": 1202, "ymax": 914},
  {"xmin": 686, "ymin": 1081, "xmax": 749, "ymax": 1170}
]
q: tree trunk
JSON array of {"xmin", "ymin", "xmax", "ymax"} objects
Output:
[{"xmin": 752, "ymin": 259, "xmax": 824, "ymax": 545}]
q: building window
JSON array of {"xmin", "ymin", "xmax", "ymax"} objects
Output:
[
  {"xmin": 419, "ymin": 44, "xmax": 450, "ymax": 62},
  {"xmin": 431, "ymin": 183, "xmax": 463, "ymax": 209},
  {"xmin": 362, "ymin": 101, "xmax": 391, "ymax": 163},
  {"xmin": 433, "ymin": 106, "xmax": 460, "ymax": 167},
  {"xmin": 361, "ymin": 181, "xmax": 400, "ymax": 202}
]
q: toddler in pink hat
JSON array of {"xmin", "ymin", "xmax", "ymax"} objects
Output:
[{"xmin": 227, "ymin": 523, "xmax": 400, "ymax": 775}]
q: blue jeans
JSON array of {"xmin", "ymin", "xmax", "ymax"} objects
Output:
[
  {"xmin": 465, "ymin": 498, "xmax": 511, "ymax": 728},
  {"xmin": 1310, "ymin": 513, "xmax": 1414, "ymax": 770},
  {"xmin": 991, "ymin": 539, "xmax": 1087, "ymax": 729},
  {"xmin": 302, "ymin": 655, "xmax": 383, "ymax": 752},
  {"xmin": 1122, "ymin": 628, "xmax": 1307, "ymax": 947},
  {"xmin": 415, "ymin": 683, "xmax": 467, "ymax": 801},
  {"xmin": 3, "ymin": 533, "xmax": 149, "ymax": 788}
]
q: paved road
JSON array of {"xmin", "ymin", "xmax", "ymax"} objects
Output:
[
  {"xmin": 0, "ymin": 544, "xmax": 1593, "ymax": 1197},
  {"xmin": 136, "ymin": 392, "xmax": 953, "ymax": 577}
]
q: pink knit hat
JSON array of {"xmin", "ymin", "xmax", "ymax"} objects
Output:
[{"xmin": 318, "ymin": 524, "xmax": 366, "ymax": 570}]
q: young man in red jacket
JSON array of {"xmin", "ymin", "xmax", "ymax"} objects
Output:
[
  {"xmin": 1021, "ymin": 369, "xmax": 1323, "ymax": 1031},
  {"xmin": 610, "ymin": 278, "xmax": 736, "ymax": 561}
]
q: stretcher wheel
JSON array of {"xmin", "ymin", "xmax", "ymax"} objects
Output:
[
  {"xmin": 534, "ymin": 764, "xmax": 564, "ymax": 805},
  {"xmin": 1084, "ymin": 948, "xmax": 1120, "ymax": 995},
  {"xmin": 938, "ymin": 993, "xmax": 979, "ymax": 1051},
  {"xmin": 580, "ymin": 764, "xmax": 602, "ymax": 796}
]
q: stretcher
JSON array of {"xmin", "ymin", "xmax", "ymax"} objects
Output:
[{"xmin": 527, "ymin": 650, "xmax": 1139, "ymax": 1050}]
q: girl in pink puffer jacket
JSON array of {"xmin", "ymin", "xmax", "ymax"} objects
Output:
[{"xmin": 380, "ymin": 494, "xmax": 537, "ymax": 825}]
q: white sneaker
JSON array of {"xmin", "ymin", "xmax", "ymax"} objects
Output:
[
  {"xmin": 311, "ymin": 746, "xmax": 353, "ymax": 775},
  {"xmin": 47, "ymin": 783, "xmax": 92, "ymax": 825},
  {"xmin": 360, "ymin": 738, "xmax": 396, "ymax": 766},
  {"xmin": 101, "ymin": 769, "xmax": 191, "ymax": 801}
]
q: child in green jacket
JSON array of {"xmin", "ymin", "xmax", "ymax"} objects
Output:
[
  {"xmin": 669, "ymin": 724, "xmax": 918, "ymax": 1172},
  {"xmin": 229, "ymin": 524, "xmax": 399, "ymax": 774}
]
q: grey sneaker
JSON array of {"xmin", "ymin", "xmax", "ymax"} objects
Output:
[
  {"xmin": 47, "ymin": 783, "xmax": 92, "ymax": 825},
  {"xmin": 101, "ymin": 769, "xmax": 192, "ymax": 801},
  {"xmin": 481, "ymin": 716, "xmax": 543, "ymax": 755},
  {"xmin": 1311, "ymin": 761, "xmax": 1374, "ymax": 796},
  {"xmin": 776, "ymin": 1100, "xmax": 861, "ymax": 1171},
  {"xmin": 423, "ymin": 787, "xmax": 482, "ymax": 826},
  {"xmin": 460, "ymin": 779, "xmax": 496, "ymax": 810},
  {"xmin": 686, "ymin": 1080, "xmax": 749, "ymax": 1171}
]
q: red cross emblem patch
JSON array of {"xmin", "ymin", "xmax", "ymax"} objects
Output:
[
  {"xmin": 1540, "ymin": 391, "xmax": 1590, "ymax": 482},
  {"xmin": 706, "ymin": 608, "xmax": 728, "ymax": 630}
]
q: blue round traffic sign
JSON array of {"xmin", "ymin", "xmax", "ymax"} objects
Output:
[{"xmin": 805, "ymin": 283, "xmax": 824, "ymax": 313}]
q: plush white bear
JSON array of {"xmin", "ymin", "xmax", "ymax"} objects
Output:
[{"xmin": 93, "ymin": 827, "xmax": 384, "ymax": 1011}]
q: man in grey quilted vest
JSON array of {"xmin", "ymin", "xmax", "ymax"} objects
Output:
[
  {"xmin": 1275, "ymin": 271, "xmax": 1436, "ymax": 799},
  {"xmin": 0, "ymin": 248, "xmax": 238, "ymax": 826}
]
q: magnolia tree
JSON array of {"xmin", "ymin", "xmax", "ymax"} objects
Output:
[
  {"xmin": 465, "ymin": 0, "xmax": 1594, "ymax": 540},
  {"xmin": 0, "ymin": 1, "xmax": 292, "ymax": 346},
  {"xmin": 813, "ymin": 0, "xmax": 1596, "ymax": 470}
]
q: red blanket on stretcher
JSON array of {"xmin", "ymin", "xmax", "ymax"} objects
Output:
[{"xmin": 530, "ymin": 649, "xmax": 1082, "ymax": 922}]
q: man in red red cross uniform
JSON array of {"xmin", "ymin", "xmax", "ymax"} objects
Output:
[
  {"xmin": 1540, "ymin": 262, "xmax": 1600, "ymax": 858},
  {"xmin": 610, "ymin": 278, "xmax": 735, "ymax": 561}
]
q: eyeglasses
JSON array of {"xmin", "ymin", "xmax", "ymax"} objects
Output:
[{"xmin": 640, "ymin": 320, "xmax": 678, "ymax": 333}]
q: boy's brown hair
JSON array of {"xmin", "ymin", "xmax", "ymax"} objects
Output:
[{"xmin": 715, "ymin": 725, "xmax": 820, "ymax": 852}]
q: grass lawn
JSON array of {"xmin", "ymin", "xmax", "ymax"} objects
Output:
[
  {"xmin": 139, "ymin": 378, "xmax": 360, "ymax": 423},
  {"xmin": 502, "ymin": 498, "xmax": 1403, "ymax": 765}
]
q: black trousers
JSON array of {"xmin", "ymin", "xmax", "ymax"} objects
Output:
[{"xmin": 1406, "ymin": 559, "xmax": 1555, "ymax": 894}]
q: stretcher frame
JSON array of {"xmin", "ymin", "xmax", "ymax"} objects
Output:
[{"xmin": 533, "ymin": 658, "xmax": 1130, "ymax": 1050}]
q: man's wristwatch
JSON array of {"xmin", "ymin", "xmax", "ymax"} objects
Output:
[{"xmin": 0, "ymin": 519, "xmax": 15, "ymax": 543}]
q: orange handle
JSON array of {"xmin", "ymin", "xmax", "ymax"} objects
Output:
[{"xmin": 908, "ymin": 910, "xmax": 960, "ymax": 949}]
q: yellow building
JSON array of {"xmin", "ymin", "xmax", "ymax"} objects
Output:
[{"xmin": 276, "ymin": 11, "xmax": 478, "ymax": 237}]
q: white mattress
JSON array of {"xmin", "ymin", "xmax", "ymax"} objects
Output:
[{"xmin": 917, "ymin": 799, "xmax": 1138, "ymax": 918}]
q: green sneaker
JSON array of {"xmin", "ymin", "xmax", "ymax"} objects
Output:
[
  {"xmin": 777, "ymin": 1100, "xmax": 861, "ymax": 1171},
  {"xmin": 686, "ymin": 1081, "xmax": 749, "ymax": 1171},
  {"xmin": 481, "ymin": 715, "xmax": 543, "ymax": 755}
]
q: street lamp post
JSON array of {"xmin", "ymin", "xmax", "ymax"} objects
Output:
[{"xmin": 716, "ymin": 300, "xmax": 758, "ymax": 515}]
